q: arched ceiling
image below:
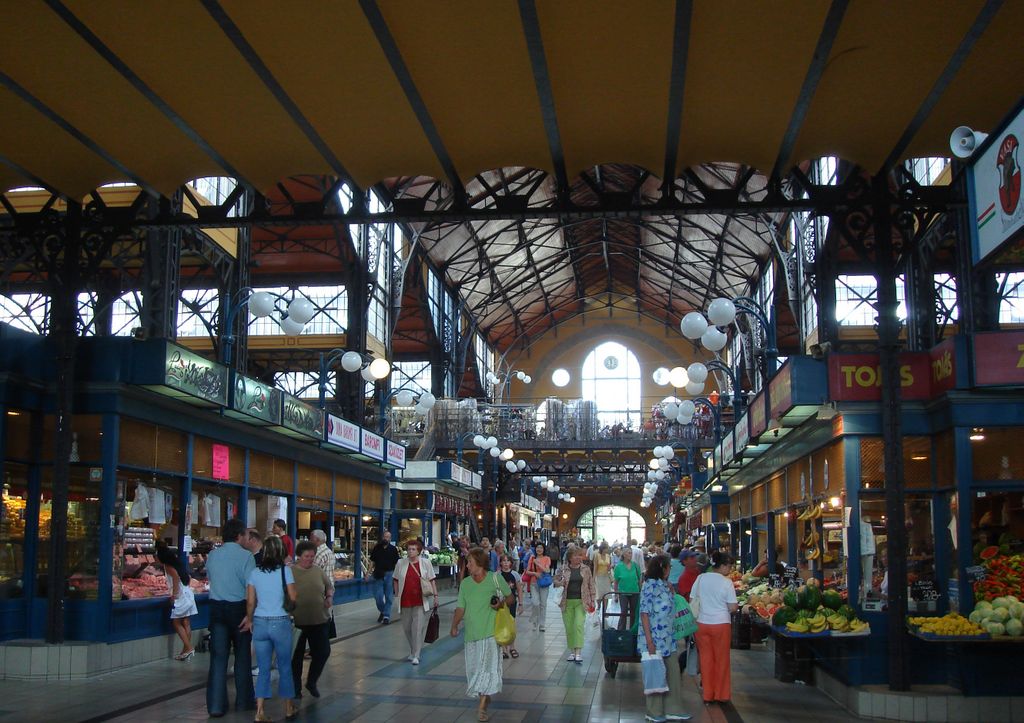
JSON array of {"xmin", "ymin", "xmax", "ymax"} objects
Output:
[
  {"xmin": 390, "ymin": 163, "xmax": 780, "ymax": 345},
  {"xmin": 0, "ymin": 1, "xmax": 1020, "ymax": 197},
  {"xmin": 1, "ymin": 1, "xmax": 1022, "ymax": 356}
]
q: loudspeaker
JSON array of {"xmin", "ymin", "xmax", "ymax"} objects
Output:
[{"xmin": 949, "ymin": 126, "xmax": 988, "ymax": 159}]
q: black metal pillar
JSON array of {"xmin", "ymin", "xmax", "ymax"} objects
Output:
[
  {"xmin": 872, "ymin": 174, "xmax": 909, "ymax": 691},
  {"xmin": 141, "ymin": 196, "xmax": 181, "ymax": 340},
  {"xmin": 46, "ymin": 201, "xmax": 82, "ymax": 644}
]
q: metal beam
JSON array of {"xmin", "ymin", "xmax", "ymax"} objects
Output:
[
  {"xmin": 661, "ymin": 0, "xmax": 693, "ymax": 191},
  {"xmin": 879, "ymin": 0, "xmax": 1003, "ymax": 173},
  {"xmin": 360, "ymin": 0, "xmax": 465, "ymax": 199},
  {"xmin": 518, "ymin": 0, "xmax": 570, "ymax": 200},
  {"xmin": 770, "ymin": 0, "xmax": 849, "ymax": 181}
]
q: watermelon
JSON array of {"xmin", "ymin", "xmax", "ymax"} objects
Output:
[
  {"xmin": 783, "ymin": 589, "xmax": 799, "ymax": 608},
  {"xmin": 754, "ymin": 604, "xmax": 772, "ymax": 620},
  {"xmin": 798, "ymin": 585, "xmax": 822, "ymax": 611},
  {"xmin": 772, "ymin": 606, "xmax": 799, "ymax": 627},
  {"xmin": 980, "ymin": 546, "xmax": 1000, "ymax": 560},
  {"xmin": 837, "ymin": 604, "xmax": 857, "ymax": 621},
  {"xmin": 797, "ymin": 609, "xmax": 812, "ymax": 620},
  {"xmin": 822, "ymin": 590, "xmax": 843, "ymax": 611}
]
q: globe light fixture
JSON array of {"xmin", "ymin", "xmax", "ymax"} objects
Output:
[
  {"xmin": 489, "ymin": 446, "xmax": 502, "ymax": 458},
  {"xmin": 648, "ymin": 458, "xmax": 660, "ymax": 470},
  {"xmin": 248, "ymin": 291, "xmax": 277, "ymax": 317},
  {"xmin": 552, "ymin": 368, "xmax": 571, "ymax": 387},
  {"xmin": 395, "ymin": 389, "xmax": 415, "ymax": 407},
  {"xmin": 663, "ymin": 402, "xmax": 678, "ymax": 418},
  {"xmin": 701, "ymin": 326, "xmax": 728, "ymax": 352},
  {"xmin": 505, "ymin": 460, "xmax": 517, "ymax": 473},
  {"xmin": 500, "ymin": 448, "xmax": 515, "ymax": 461},
  {"xmin": 516, "ymin": 460, "xmax": 527, "ymax": 471},
  {"xmin": 652, "ymin": 367, "xmax": 671, "ymax": 386},
  {"xmin": 279, "ymin": 316, "xmax": 305, "ymax": 336},
  {"xmin": 685, "ymin": 380, "xmax": 705, "ymax": 396},
  {"xmin": 286, "ymin": 297, "xmax": 317, "ymax": 325},
  {"xmin": 707, "ymin": 297, "xmax": 737, "ymax": 326},
  {"xmin": 669, "ymin": 366, "xmax": 689, "ymax": 388},
  {"xmin": 687, "ymin": 362, "xmax": 708, "ymax": 384},
  {"xmin": 680, "ymin": 311, "xmax": 708, "ymax": 340},
  {"xmin": 368, "ymin": 358, "xmax": 391, "ymax": 380},
  {"xmin": 341, "ymin": 350, "xmax": 364, "ymax": 373}
]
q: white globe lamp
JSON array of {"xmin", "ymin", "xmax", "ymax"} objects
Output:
[
  {"xmin": 707, "ymin": 297, "xmax": 737, "ymax": 326},
  {"xmin": 680, "ymin": 311, "xmax": 708, "ymax": 339},
  {"xmin": 248, "ymin": 291, "xmax": 276, "ymax": 318},
  {"xmin": 341, "ymin": 351, "xmax": 363, "ymax": 373}
]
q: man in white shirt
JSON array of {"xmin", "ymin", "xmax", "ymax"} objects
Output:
[{"xmin": 311, "ymin": 529, "xmax": 334, "ymax": 578}]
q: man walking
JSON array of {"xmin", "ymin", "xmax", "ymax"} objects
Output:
[
  {"xmin": 369, "ymin": 530, "xmax": 399, "ymax": 624},
  {"xmin": 205, "ymin": 518, "xmax": 256, "ymax": 717}
]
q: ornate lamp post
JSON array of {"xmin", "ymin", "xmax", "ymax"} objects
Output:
[{"xmin": 220, "ymin": 288, "xmax": 316, "ymax": 367}]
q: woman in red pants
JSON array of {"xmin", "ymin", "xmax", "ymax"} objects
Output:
[{"xmin": 691, "ymin": 551, "xmax": 738, "ymax": 705}]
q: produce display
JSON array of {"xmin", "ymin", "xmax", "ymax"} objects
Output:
[
  {"xmin": 798, "ymin": 504, "xmax": 823, "ymax": 561},
  {"xmin": 741, "ymin": 581, "xmax": 785, "ymax": 621},
  {"xmin": 966, "ymin": 598, "xmax": 1024, "ymax": 637},
  {"xmin": 972, "ymin": 550, "xmax": 1023, "ymax": 603},
  {"xmin": 909, "ymin": 612, "xmax": 987, "ymax": 638},
  {"xmin": 771, "ymin": 581, "xmax": 870, "ymax": 636}
]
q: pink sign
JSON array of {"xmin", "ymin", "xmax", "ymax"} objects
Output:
[{"xmin": 212, "ymin": 443, "xmax": 230, "ymax": 480}]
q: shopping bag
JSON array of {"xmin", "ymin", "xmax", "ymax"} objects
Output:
[
  {"xmin": 424, "ymin": 607, "xmax": 440, "ymax": 644},
  {"xmin": 641, "ymin": 652, "xmax": 669, "ymax": 694},
  {"xmin": 328, "ymin": 610, "xmax": 337, "ymax": 639},
  {"xmin": 673, "ymin": 594, "xmax": 699, "ymax": 640},
  {"xmin": 494, "ymin": 606, "xmax": 517, "ymax": 646},
  {"xmin": 685, "ymin": 636, "xmax": 700, "ymax": 676}
]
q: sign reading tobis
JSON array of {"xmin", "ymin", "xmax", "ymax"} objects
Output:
[{"xmin": 828, "ymin": 353, "xmax": 931, "ymax": 401}]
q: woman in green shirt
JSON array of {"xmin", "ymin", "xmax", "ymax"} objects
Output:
[
  {"xmin": 451, "ymin": 547, "xmax": 514, "ymax": 722},
  {"xmin": 613, "ymin": 546, "xmax": 643, "ymax": 630}
]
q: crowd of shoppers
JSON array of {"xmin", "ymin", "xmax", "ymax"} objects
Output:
[{"xmin": 197, "ymin": 520, "xmax": 730, "ymax": 721}]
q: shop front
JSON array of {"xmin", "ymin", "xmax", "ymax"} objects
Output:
[
  {"xmin": 0, "ymin": 337, "xmax": 402, "ymax": 650},
  {"xmin": 716, "ymin": 340, "xmax": 1024, "ymax": 697}
]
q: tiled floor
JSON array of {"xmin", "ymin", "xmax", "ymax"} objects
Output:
[{"xmin": 0, "ymin": 591, "xmax": 864, "ymax": 722}]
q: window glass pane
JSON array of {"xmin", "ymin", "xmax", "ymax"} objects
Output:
[
  {"xmin": 581, "ymin": 341, "xmax": 642, "ymax": 429},
  {"xmin": 77, "ymin": 291, "xmax": 97, "ymax": 336},
  {"xmin": 112, "ymin": 291, "xmax": 142, "ymax": 336},
  {"xmin": 0, "ymin": 293, "xmax": 48, "ymax": 334},
  {"xmin": 176, "ymin": 288, "xmax": 220, "ymax": 338},
  {"xmin": 0, "ymin": 463, "xmax": 29, "ymax": 599},
  {"xmin": 394, "ymin": 361, "xmax": 431, "ymax": 395},
  {"xmin": 997, "ymin": 272, "xmax": 1024, "ymax": 324},
  {"xmin": 274, "ymin": 371, "xmax": 332, "ymax": 400}
]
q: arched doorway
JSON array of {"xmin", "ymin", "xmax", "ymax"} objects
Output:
[{"xmin": 576, "ymin": 505, "xmax": 647, "ymax": 545}]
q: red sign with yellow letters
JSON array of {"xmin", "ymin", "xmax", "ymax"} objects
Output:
[
  {"xmin": 827, "ymin": 353, "xmax": 932, "ymax": 401},
  {"xmin": 973, "ymin": 331, "xmax": 1024, "ymax": 386}
]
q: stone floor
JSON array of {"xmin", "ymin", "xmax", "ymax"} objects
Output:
[{"xmin": 0, "ymin": 590, "xmax": 867, "ymax": 722}]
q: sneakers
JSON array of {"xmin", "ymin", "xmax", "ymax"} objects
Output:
[
  {"xmin": 382, "ymin": 618, "xmax": 390, "ymax": 625},
  {"xmin": 251, "ymin": 666, "xmax": 259, "ymax": 676},
  {"xmin": 567, "ymin": 653, "xmax": 577, "ymax": 661},
  {"xmin": 574, "ymin": 654, "xmax": 583, "ymax": 664},
  {"xmin": 666, "ymin": 715, "xmax": 693, "ymax": 721},
  {"xmin": 539, "ymin": 626, "xmax": 545, "ymax": 632},
  {"xmin": 645, "ymin": 716, "xmax": 667, "ymax": 722},
  {"xmin": 378, "ymin": 613, "xmax": 384, "ymax": 623},
  {"xmin": 407, "ymin": 655, "xmax": 415, "ymax": 661},
  {"xmin": 411, "ymin": 657, "xmax": 419, "ymax": 665}
]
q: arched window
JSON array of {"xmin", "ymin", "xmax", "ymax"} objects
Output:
[
  {"xmin": 576, "ymin": 505, "xmax": 647, "ymax": 544},
  {"xmin": 581, "ymin": 341, "xmax": 641, "ymax": 428}
]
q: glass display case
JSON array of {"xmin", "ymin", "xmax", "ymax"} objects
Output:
[
  {"xmin": 0, "ymin": 464, "xmax": 28, "ymax": 599},
  {"xmin": 332, "ymin": 514, "xmax": 356, "ymax": 582},
  {"xmin": 36, "ymin": 467, "xmax": 100, "ymax": 600},
  {"xmin": 114, "ymin": 474, "xmax": 186, "ymax": 600}
]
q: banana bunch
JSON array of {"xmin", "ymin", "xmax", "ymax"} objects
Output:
[
  {"xmin": 786, "ymin": 612, "xmax": 829, "ymax": 633},
  {"xmin": 804, "ymin": 528, "xmax": 821, "ymax": 547},
  {"xmin": 827, "ymin": 614, "xmax": 851, "ymax": 632},
  {"xmin": 848, "ymin": 619, "xmax": 870, "ymax": 633},
  {"xmin": 805, "ymin": 547, "xmax": 821, "ymax": 561},
  {"xmin": 798, "ymin": 505, "xmax": 822, "ymax": 521}
]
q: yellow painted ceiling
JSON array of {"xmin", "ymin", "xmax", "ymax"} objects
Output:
[{"xmin": 0, "ymin": 1, "xmax": 1020, "ymax": 198}]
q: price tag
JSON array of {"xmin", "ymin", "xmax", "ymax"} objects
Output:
[
  {"xmin": 783, "ymin": 565, "xmax": 799, "ymax": 589},
  {"xmin": 768, "ymin": 573, "xmax": 783, "ymax": 589},
  {"xmin": 966, "ymin": 565, "xmax": 986, "ymax": 583},
  {"xmin": 910, "ymin": 579, "xmax": 939, "ymax": 602},
  {"xmin": 183, "ymin": 535, "xmax": 193, "ymax": 553}
]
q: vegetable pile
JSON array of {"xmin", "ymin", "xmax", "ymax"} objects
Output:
[{"xmin": 973, "ymin": 553, "xmax": 1024, "ymax": 603}]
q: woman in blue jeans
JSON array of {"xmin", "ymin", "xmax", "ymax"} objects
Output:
[{"xmin": 243, "ymin": 536, "xmax": 298, "ymax": 721}]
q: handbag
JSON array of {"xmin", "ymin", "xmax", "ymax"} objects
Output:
[
  {"xmin": 688, "ymin": 576, "xmax": 701, "ymax": 621},
  {"xmin": 328, "ymin": 610, "xmax": 337, "ymax": 639},
  {"xmin": 424, "ymin": 607, "xmax": 440, "ymax": 644},
  {"xmin": 531, "ymin": 557, "xmax": 553, "ymax": 588},
  {"xmin": 418, "ymin": 561, "xmax": 435, "ymax": 598},
  {"xmin": 281, "ymin": 566, "xmax": 296, "ymax": 614},
  {"xmin": 493, "ymin": 574, "xmax": 517, "ymax": 645},
  {"xmin": 673, "ymin": 594, "xmax": 699, "ymax": 640}
]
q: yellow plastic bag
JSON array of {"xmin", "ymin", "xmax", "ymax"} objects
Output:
[{"xmin": 495, "ymin": 606, "xmax": 516, "ymax": 646}]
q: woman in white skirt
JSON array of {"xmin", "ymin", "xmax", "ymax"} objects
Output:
[
  {"xmin": 157, "ymin": 542, "xmax": 197, "ymax": 661},
  {"xmin": 451, "ymin": 547, "xmax": 514, "ymax": 722}
]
